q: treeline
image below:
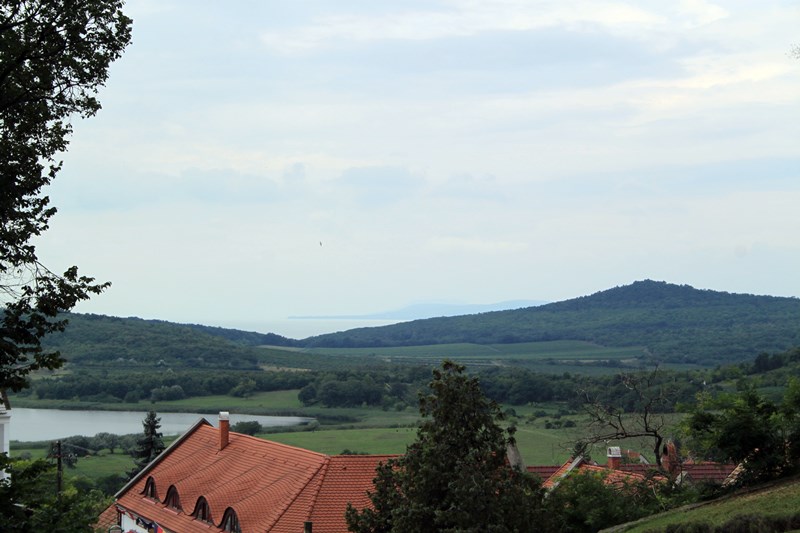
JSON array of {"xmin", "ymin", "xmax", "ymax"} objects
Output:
[
  {"xmin": 294, "ymin": 365, "xmax": 709, "ymax": 412},
  {"xmin": 296, "ymin": 347, "xmax": 800, "ymax": 412},
  {"xmin": 21, "ymin": 343, "xmax": 800, "ymax": 418},
  {"xmin": 19, "ymin": 369, "xmax": 313, "ymax": 404},
  {"xmin": 298, "ymin": 367, "xmax": 431, "ymax": 409}
]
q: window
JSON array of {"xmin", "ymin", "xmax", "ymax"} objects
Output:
[
  {"xmin": 192, "ymin": 496, "xmax": 213, "ymax": 524},
  {"xmin": 165, "ymin": 485, "xmax": 181, "ymax": 511},
  {"xmin": 221, "ymin": 508, "xmax": 241, "ymax": 533},
  {"xmin": 143, "ymin": 477, "xmax": 158, "ymax": 501}
]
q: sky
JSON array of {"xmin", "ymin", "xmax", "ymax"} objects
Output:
[{"xmin": 37, "ymin": 0, "xmax": 800, "ymax": 337}]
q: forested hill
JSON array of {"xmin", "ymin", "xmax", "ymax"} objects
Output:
[
  {"xmin": 41, "ymin": 314, "xmax": 321, "ymax": 370},
  {"xmin": 301, "ymin": 280, "xmax": 800, "ymax": 365}
]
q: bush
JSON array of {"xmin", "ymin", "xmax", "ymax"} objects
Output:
[{"xmin": 231, "ymin": 420, "xmax": 262, "ymax": 436}]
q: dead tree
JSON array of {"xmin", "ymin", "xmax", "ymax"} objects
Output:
[{"xmin": 578, "ymin": 367, "xmax": 672, "ymax": 470}]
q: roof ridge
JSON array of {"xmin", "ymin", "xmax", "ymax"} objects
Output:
[
  {"xmin": 330, "ymin": 454, "xmax": 398, "ymax": 459},
  {"xmin": 263, "ymin": 455, "xmax": 331, "ymax": 531},
  {"xmin": 305, "ymin": 456, "xmax": 331, "ymax": 523},
  {"xmin": 232, "ymin": 431, "xmax": 328, "ymax": 458}
]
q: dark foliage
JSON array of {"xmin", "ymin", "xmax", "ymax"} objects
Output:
[
  {"xmin": 231, "ymin": 420, "xmax": 262, "ymax": 435},
  {"xmin": 544, "ymin": 470, "xmax": 660, "ymax": 532},
  {"xmin": 683, "ymin": 380, "xmax": 800, "ymax": 485},
  {"xmin": 27, "ymin": 367, "xmax": 313, "ymax": 403},
  {"xmin": 0, "ymin": 454, "xmax": 109, "ymax": 532},
  {"xmin": 346, "ymin": 361, "xmax": 544, "ymax": 533},
  {"xmin": 0, "ymin": 0, "xmax": 131, "ymax": 393}
]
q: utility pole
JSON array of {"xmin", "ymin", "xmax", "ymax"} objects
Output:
[{"xmin": 55, "ymin": 440, "xmax": 63, "ymax": 503}]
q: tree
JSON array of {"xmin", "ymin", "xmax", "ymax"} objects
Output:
[
  {"xmin": 0, "ymin": 454, "xmax": 109, "ymax": 532},
  {"xmin": 543, "ymin": 470, "xmax": 659, "ymax": 533},
  {"xmin": 578, "ymin": 368, "xmax": 673, "ymax": 469},
  {"xmin": 128, "ymin": 410, "xmax": 166, "ymax": 479},
  {"xmin": 683, "ymin": 382, "xmax": 800, "ymax": 484},
  {"xmin": 0, "ymin": 0, "xmax": 131, "ymax": 394},
  {"xmin": 346, "ymin": 360, "xmax": 544, "ymax": 533},
  {"xmin": 231, "ymin": 420, "xmax": 262, "ymax": 436}
]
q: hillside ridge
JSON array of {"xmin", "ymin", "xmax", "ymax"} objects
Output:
[
  {"xmin": 301, "ymin": 280, "xmax": 800, "ymax": 364},
  {"xmin": 45, "ymin": 280, "xmax": 800, "ymax": 367}
]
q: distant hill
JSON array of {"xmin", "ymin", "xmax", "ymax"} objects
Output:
[
  {"xmin": 44, "ymin": 281, "xmax": 800, "ymax": 369},
  {"xmin": 41, "ymin": 314, "xmax": 338, "ymax": 370},
  {"xmin": 289, "ymin": 300, "xmax": 547, "ymax": 320},
  {"xmin": 301, "ymin": 281, "xmax": 800, "ymax": 365}
]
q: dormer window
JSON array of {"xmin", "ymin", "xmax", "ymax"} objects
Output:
[
  {"xmin": 165, "ymin": 485, "xmax": 182, "ymax": 511},
  {"xmin": 221, "ymin": 508, "xmax": 241, "ymax": 533},
  {"xmin": 143, "ymin": 477, "xmax": 158, "ymax": 501},
  {"xmin": 192, "ymin": 496, "xmax": 213, "ymax": 524}
]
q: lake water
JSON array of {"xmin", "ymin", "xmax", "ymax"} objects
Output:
[{"xmin": 9, "ymin": 408, "xmax": 309, "ymax": 443}]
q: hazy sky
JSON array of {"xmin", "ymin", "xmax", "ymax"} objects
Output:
[{"xmin": 38, "ymin": 0, "xmax": 799, "ymax": 335}]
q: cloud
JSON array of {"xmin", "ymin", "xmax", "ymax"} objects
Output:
[
  {"xmin": 259, "ymin": 1, "xmax": 666, "ymax": 55},
  {"xmin": 330, "ymin": 165, "xmax": 425, "ymax": 207},
  {"xmin": 427, "ymin": 236, "xmax": 528, "ymax": 254}
]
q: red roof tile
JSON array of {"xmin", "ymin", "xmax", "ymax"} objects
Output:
[
  {"xmin": 542, "ymin": 458, "xmax": 661, "ymax": 490},
  {"xmin": 106, "ymin": 420, "xmax": 398, "ymax": 533},
  {"xmin": 527, "ymin": 465, "xmax": 561, "ymax": 480}
]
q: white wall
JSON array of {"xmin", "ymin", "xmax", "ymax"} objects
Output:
[{"xmin": 0, "ymin": 409, "xmax": 10, "ymax": 480}]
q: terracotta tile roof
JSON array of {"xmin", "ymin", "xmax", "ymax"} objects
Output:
[
  {"xmin": 542, "ymin": 457, "xmax": 660, "ymax": 490},
  {"xmin": 106, "ymin": 420, "xmax": 398, "ymax": 533},
  {"xmin": 303, "ymin": 455, "xmax": 396, "ymax": 532},
  {"xmin": 527, "ymin": 465, "xmax": 561, "ymax": 481},
  {"xmin": 678, "ymin": 462, "xmax": 738, "ymax": 484},
  {"xmin": 95, "ymin": 504, "xmax": 118, "ymax": 530}
]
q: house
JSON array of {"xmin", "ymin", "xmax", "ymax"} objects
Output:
[
  {"xmin": 541, "ymin": 445, "xmax": 737, "ymax": 491},
  {"xmin": 0, "ymin": 390, "xmax": 10, "ymax": 480},
  {"xmin": 542, "ymin": 447, "xmax": 660, "ymax": 491},
  {"xmin": 99, "ymin": 412, "xmax": 395, "ymax": 533}
]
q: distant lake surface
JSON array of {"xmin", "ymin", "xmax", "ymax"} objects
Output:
[{"xmin": 10, "ymin": 408, "xmax": 309, "ymax": 443}]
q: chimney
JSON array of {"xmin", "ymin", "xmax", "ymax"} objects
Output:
[
  {"xmin": 219, "ymin": 411, "xmax": 230, "ymax": 451},
  {"xmin": 661, "ymin": 441, "xmax": 680, "ymax": 477},
  {"xmin": 304, "ymin": 522, "xmax": 313, "ymax": 533},
  {"xmin": 607, "ymin": 446, "xmax": 622, "ymax": 469}
]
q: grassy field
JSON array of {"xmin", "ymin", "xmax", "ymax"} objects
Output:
[
  {"xmin": 618, "ymin": 475, "xmax": 800, "ymax": 532},
  {"xmin": 294, "ymin": 340, "xmax": 707, "ymax": 375},
  {"xmin": 305, "ymin": 340, "xmax": 644, "ymax": 362}
]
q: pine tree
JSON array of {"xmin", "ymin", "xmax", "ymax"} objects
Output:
[
  {"xmin": 128, "ymin": 411, "xmax": 166, "ymax": 479},
  {"xmin": 346, "ymin": 360, "xmax": 544, "ymax": 533}
]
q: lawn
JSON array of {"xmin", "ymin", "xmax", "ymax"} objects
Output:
[{"xmin": 620, "ymin": 476, "xmax": 800, "ymax": 532}]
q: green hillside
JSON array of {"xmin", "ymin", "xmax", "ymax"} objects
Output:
[
  {"xmin": 616, "ymin": 475, "xmax": 800, "ymax": 532},
  {"xmin": 40, "ymin": 281, "xmax": 800, "ymax": 370},
  {"xmin": 302, "ymin": 281, "xmax": 800, "ymax": 365},
  {"xmin": 41, "ymin": 314, "xmax": 354, "ymax": 371}
]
